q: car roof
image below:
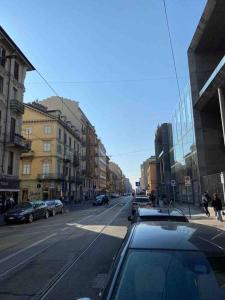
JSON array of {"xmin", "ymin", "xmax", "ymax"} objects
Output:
[
  {"xmin": 129, "ymin": 222, "xmax": 225, "ymax": 253},
  {"xmin": 137, "ymin": 207, "xmax": 185, "ymax": 217}
]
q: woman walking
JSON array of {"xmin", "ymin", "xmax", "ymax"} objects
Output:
[
  {"xmin": 201, "ymin": 192, "xmax": 210, "ymax": 217},
  {"xmin": 212, "ymin": 193, "xmax": 223, "ymax": 222}
]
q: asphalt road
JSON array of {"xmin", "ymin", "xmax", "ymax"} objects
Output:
[{"xmin": 0, "ymin": 196, "xmax": 131, "ymax": 300}]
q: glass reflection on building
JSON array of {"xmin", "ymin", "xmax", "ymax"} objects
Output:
[{"xmin": 170, "ymin": 83, "xmax": 199, "ymax": 204}]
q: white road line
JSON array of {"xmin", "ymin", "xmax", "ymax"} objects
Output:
[{"xmin": 0, "ymin": 233, "xmax": 57, "ymax": 264}]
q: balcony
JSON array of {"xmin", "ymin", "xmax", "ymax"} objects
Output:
[
  {"xmin": 10, "ymin": 99, "xmax": 24, "ymax": 114},
  {"xmin": 21, "ymin": 150, "xmax": 35, "ymax": 158},
  {"xmin": 64, "ymin": 153, "xmax": 72, "ymax": 163},
  {"xmin": 10, "ymin": 134, "xmax": 31, "ymax": 152},
  {"xmin": 37, "ymin": 173, "xmax": 63, "ymax": 180}
]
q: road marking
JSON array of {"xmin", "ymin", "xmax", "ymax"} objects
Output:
[
  {"xmin": 0, "ymin": 233, "xmax": 57, "ymax": 264},
  {"xmin": 61, "ymin": 227, "xmax": 69, "ymax": 231},
  {"xmin": 35, "ymin": 201, "xmax": 128, "ymax": 300}
]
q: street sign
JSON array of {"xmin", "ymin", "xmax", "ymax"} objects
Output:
[
  {"xmin": 184, "ymin": 176, "xmax": 191, "ymax": 186},
  {"xmin": 135, "ymin": 182, "xmax": 140, "ymax": 187},
  {"xmin": 171, "ymin": 180, "xmax": 176, "ymax": 187},
  {"xmin": 221, "ymin": 172, "xmax": 224, "ymax": 184}
]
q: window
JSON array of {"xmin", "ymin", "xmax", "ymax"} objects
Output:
[
  {"xmin": 64, "ymin": 133, "xmax": 67, "ymax": 144},
  {"xmin": 24, "ymin": 127, "xmax": 32, "ymax": 136},
  {"xmin": 14, "ymin": 61, "xmax": 19, "ymax": 81},
  {"xmin": 43, "ymin": 143, "xmax": 51, "ymax": 152},
  {"xmin": 13, "ymin": 87, "xmax": 18, "ymax": 100},
  {"xmin": 0, "ymin": 48, "xmax": 6, "ymax": 67},
  {"xmin": 44, "ymin": 126, "xmax": 52, "ymax": 134},
  {"xmin": 8, "ymin": 152, "xmax": 14, "ymax": 175},
  {"xmin": 42, "ymin": 162, "xmax": 50, "ymax": 174},
  {"xmin": 69, "ymin": 137, "xmax": 72, "ymax": 147},
  {"xmin": 10, "ymin": 118, "xmax": 16, "ymax": 142},
  {"xmin": 0, "ymin": 76, "xmax": 3, "ymax": 93},
  {"xmin": 58, "ymin": 128, "xmax": 62, "ymax": 140},
  {"xmin": 57, "ymin": 144, "xmax": 62, "ymax": 154},
  {"xmin": 23, "ymin": 163, "xmax": 31, "ymax": 175}
]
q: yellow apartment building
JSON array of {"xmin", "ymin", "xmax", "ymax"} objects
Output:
[{"xmin": 19, "ymin": 101, "xmax": 81, "ymax": 202}]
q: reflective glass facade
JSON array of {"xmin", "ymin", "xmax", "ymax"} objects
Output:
[{"xmin": 170, "ymin": 84, "xmax": 199, "ymax": 204}]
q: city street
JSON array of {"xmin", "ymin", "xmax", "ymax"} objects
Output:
[{"xmin": 0, "ymin": 196, "xmax": 131, "ymax": 300}]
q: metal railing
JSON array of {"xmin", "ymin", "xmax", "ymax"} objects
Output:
[{"xmin": 10, "ymin": 99, "xmax": 25, "ymax": 114}]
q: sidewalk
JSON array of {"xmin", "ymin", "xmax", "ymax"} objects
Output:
[{"xmin": 174, "ymin": 202, "xmax": 225, "ymax": 231}]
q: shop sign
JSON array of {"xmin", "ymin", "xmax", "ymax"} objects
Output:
[{"xmin": 0, "ymin": 177, "xmax": 19, "ymax": 190}]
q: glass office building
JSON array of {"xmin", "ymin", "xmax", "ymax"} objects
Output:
[{"xmin": 170, "ymin": 83, "xmax": 200, "ymax": 204}]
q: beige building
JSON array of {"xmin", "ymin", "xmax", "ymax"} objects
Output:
[
  {"xmin": 20, "ymin": 102, "xmax": 81, "ymax": 202},
  {"xmin": 109, "ymin": 161, "xmax": 124, "ymax": 194},
  {"xmin": 39, "ymin": 96, "xmax": 99, "ymax": 200},
  {"xmin": 97, "ymin": 140, "xmax": 107, "ymax": 193},
  {"xmin": 147, "ymin": 157, "xmax": 157, "ymax": 193},
  {"xmin": 0, "ymin": 26, "xmax": 34, "ymax": 204}
]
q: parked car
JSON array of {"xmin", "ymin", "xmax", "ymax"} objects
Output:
[
  {"xmin": 98, "ymin": 222, "xmax": 225, "ymax": 300},
  {"xmin": 93, "ymin": 195, "xmax": 109, "ymax": 206},
  {"xmin": 131, "ymin": 195, "xmax": 151, "ymax": 214},
  {"xmin": 44, "ymin": 199, "xmax": 64, "ymax": 216},
  {"xmin": 128, "ymin": 207, "xmax": 188, "ymax": 223},
  {"xmin": 4, "ymin": 201, "xmax": 49, "ymax": 224}
]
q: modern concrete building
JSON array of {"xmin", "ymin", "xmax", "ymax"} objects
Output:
[
  {"xmin": 20, "ymin": 102, "xmax": 81, "ymax": 202},
  {"xmin": 188, "ymin": 0, "xmax": 225, "ymax": 200},
  {"xmin": 0, "ymin": 26, "xmax": 34, "ymax": 204},
  {"xmin": 155, "ymin": 123, "xmax": 172, "ymax": 198}
]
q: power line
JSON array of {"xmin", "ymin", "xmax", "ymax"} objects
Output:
[{"xmin": 163, "ymin": 0, "xmax": 182, "ymax": 102}]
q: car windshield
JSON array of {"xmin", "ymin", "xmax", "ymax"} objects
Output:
[
  {"xmin": 112, "ymin": 250, "xmax": 225, "ymax": 300},
  {"xmin": 134, "ymin": 198, "xmax": 149, "ymax": 203},
  {"xmin": 14, "ymin": 202, "xmax": 32, "ymax": 209},
  {"xmin": 45, "ymin": 200, "xmax": 55, "ymax": 205}
]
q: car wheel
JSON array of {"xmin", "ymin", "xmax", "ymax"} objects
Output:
[
  {"xmin": 28, "ymin": 214, "xmax": 33, "ymax": 223},
  {"xmin": 52, "ymin": 209, "xmax": 56, "ymax": 216},
  {"xmin": 44, "ymin": 210, "xmax": 49, "ymax": 219}
]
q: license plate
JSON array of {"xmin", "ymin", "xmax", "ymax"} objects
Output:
[{"xmin": 9, "ymin": 217, "xmax": 14, "ymax": 220}]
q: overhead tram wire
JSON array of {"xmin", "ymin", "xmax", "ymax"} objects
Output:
[{"xmin": 163, "ymin": 0, "xmax": 182, "ymax": 102}]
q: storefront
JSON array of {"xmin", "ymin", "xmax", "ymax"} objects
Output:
[{"xmin": 0, "ymin": 176, "xmax": 20, "ymax": 205}]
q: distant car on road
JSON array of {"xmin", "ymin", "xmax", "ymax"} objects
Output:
[
  {"xmin": 131, "ymin": 195, "xmax": 151, "ymax": 214},
  {"xmin": 101, "ymin": 222, "xmax": 225, "ymax": 300},
  {"xmin": 128, "ymin": 207, "xmax": 188, "ymax": 223},
  {"xmin": 44, "ymin": 199, "xmax": 64, "ymax": 216},
  {"xmin": 4, "ymin": 201, "xmax": 49, "ymax": 224},
  {"xmin": 93, "ymin": 195, "xmax": 109, "ymax": 206}
]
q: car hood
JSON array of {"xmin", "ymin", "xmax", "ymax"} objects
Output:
[{"xmin": 6, "ymin": 208, "xmax": 29, "ymax": 214}]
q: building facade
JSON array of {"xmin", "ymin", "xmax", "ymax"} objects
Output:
[
  {"xmin": 188, "ymin": 0, "xmax": 225, "ymax": 202},
  {"xmin": 20, "ymin": 102, "xmax": 81, "ymax": 202},
  {"xmin": 147, "ymin": 156, "xmax": 157, "ymax": 193},
  {"xmin": 155, "ymin": 123, "xmax": 172, "ymax": 198},
  {"xmin": 0, "ymin": 26, "xmax": 34, "ymax": 204},
  {"xmin": 170, "ymin": 84, "xmax": 199, "ymax": 204},
  {"xmin": 97, "ymin": 140, "xmax": 107, "ymax": 194}
]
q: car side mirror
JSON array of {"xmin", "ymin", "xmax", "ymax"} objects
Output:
[{"xmin": 128, "ymin": 216, "xmax": 132, "ymax": 221}]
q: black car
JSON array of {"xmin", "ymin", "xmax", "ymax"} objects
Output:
[
  {"xmin": 45, "ymin": 199, "xmax": 64, "ymax": 216},
  {"xmin": 99, "ymin": 222, "xmax": 225, "ymax": 300},
  {"xmin": 4, "ymin": 201, "xmax": 49, "ymax": 224},
  {"xmin": 128, "ymin": 207, "xmax": 189, "ymax": 223}
]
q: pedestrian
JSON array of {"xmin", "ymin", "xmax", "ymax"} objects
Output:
[
  {"xmin": 212, "ymin": 193, "xmax": 223, "ymax": 222},
  {"xmin": 201, "ymin": 192, "xmax": 210, "ymax": 217},
  {"xmin": 149, "ymin": 190, "xmax": 156, "ymax": 207}
]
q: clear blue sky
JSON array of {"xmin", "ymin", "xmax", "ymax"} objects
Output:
[{"xmin": 0, "ymin": 0, "xmax": 206, "ymax": 187}]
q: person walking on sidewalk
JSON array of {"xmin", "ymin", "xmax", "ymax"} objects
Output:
[
  {"xmin": 212, "ymin": 193, "xmax": 223, "ymax": 222},
  {"xmin": 201, "ymin": 192, "xmax": 210, "ymax": 217}
]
